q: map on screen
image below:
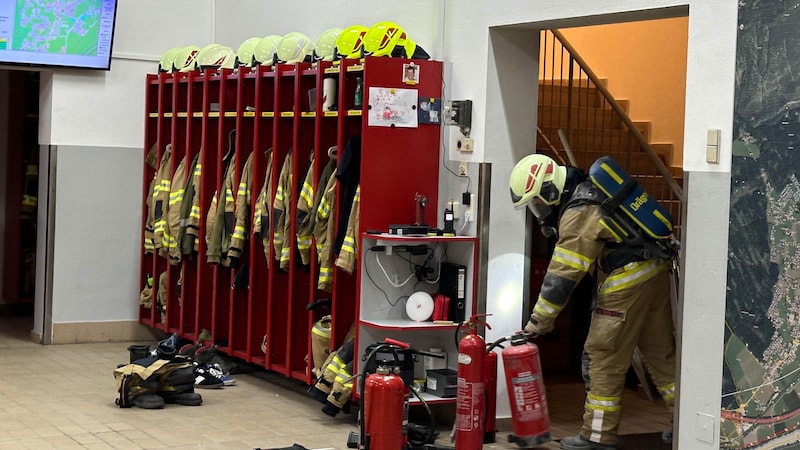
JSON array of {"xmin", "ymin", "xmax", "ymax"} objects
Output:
[{"xmin": 0, "ymin": 0, "xmax": 117, "ymax": 70}]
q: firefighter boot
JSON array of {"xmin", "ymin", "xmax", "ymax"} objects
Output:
[{"xmin": 560, "ymin": 435, "xmax": 616, "ymax": 450}]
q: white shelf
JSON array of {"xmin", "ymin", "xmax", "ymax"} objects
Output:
[{"xmin": 360, "ymin": 319, "xmax": 459, "ymax": 330}]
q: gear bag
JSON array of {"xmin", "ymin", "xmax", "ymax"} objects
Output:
[{"xmin": 588, "ymin": 156, "xmax": 676, "ymax": 259}]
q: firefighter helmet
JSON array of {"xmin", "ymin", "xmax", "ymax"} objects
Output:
[
  {"xmin": 195, "ymin": 44, "xmax": 223, "ymax": 69},
  {"xmin": 363, "ymin": 21, "xmax": 417, "ymax": 58},
  {"xmin": 236, "ymin": 37, "xmax": 262, "ymax": 68},
  {"xmin": 197, "ymin": 45, "xmax": 237, "ymax": 71},
  {"xmin": 313, "ymin": 28, "xmax": 344, "ymax": 61},
  {"xmin": 175, "ymin": 45, "xmax": 201, "ymax": 72},
  {"xmin": 275, "ymin": 32, "xmax": 313, "ymax": 64},
  {"xmin": 252, "ymin": 35, "xmax": 282, "ymax": 66},
  {"xmin": 509, "ymin": 154, "xmax": 567, "ymax": 218},
  {"xmin": 158, "ymin": 47, "xmax": 182, "ymax": 73},
  {"xmin": 336, "ymin": 25, "xmax": 368, "ymax": 59}
]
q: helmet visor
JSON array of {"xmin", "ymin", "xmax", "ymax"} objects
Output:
[{"xmin": 527, "ymin": 198, "xmax": 553, "ymax": 221}]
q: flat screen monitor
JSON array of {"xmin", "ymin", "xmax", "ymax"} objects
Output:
[{"xmin": 0, "ymin": 0, "xmax": 118, "ymax": 70}]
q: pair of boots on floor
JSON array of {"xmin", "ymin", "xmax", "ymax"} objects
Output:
[{"xmin": 114, "ymin": 333, "xmax": 217, "ymax": 409}]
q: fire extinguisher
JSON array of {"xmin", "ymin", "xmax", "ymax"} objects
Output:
[
  {"xmin": 501, "ymin": 332, "xmax": 552, "ymax": 447},
  {"xmin": 355, "ymin": 340, "xmax": 408, "ymax": 450},
  {"xmin": 455, "ymin": 314, "xmax": 491, "ymax": 450},
  {"xmin": 363, "ymin": 365, "xmax": 406, "ymax": 449}
]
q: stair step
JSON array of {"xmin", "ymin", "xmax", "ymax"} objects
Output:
[
  {"xmin": 538, "ymin": 126, "xmax": 657, "ymax": 155},
  {"xmin": 539, "ymin": 85, "xmax": 604, "ymax": 108},
  {"xmin": 537, "ymin": 105, "xmax": 625, "ymax": 130}
]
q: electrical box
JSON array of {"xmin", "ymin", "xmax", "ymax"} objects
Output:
[{"xmin": 444, "ymin": 99, "xmax": 472, "ymax": 136}]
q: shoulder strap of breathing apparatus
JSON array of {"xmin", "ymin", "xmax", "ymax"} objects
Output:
[{"xmin": 564, "ymin": 156, "xmax": 678, "ymax": 264}]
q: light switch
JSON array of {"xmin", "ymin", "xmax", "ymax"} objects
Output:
[{"xmin": 706, "ymin": 129, "xmax": 720, "ymax": 164}]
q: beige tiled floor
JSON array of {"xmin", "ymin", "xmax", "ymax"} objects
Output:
[{"xmin": 0, "ymin": 316, "xmax": 670, "ymax": 449}]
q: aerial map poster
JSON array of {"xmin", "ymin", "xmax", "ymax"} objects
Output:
[
  {"xmin": 724, "ymin": 2, "xmax": 800, "ymax": 448},
  {"xmin": 0, "ymin": 0, "xmax": 116, "ymax": 69}
]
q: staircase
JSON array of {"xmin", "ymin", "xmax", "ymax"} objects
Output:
[{"xmin": 537, "ymin": 30, "xmax": 684, "ymax": 238}]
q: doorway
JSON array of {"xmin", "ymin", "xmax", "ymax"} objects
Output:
[{"xmin": 1, "ymin": 70, "xmax": 40, "ymax": 341}]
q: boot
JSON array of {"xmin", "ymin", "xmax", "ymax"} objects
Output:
[
  {"xmin": 160, "ymin": 391, "xmax": 202, "ymax": 406},
  {"xmin": 132, "ymin": 394, "xmax": 165, "ymax": 409},
  {"xmin": 560, "ymin": 435, "xmax": 616, "ymax": 450},
  {"xmin": 662, "ymin": 428, "xmax": 673, "ymax": 444}
]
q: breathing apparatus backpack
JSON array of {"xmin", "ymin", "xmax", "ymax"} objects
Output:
[{"xmin": 586, "ymin": 156, "xmax": 678, "ymax": 261}]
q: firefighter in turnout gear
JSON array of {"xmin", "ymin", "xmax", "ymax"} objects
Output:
[{"xmin": 509, "ymin": 154, "xmax": 676, "ymax": 449}]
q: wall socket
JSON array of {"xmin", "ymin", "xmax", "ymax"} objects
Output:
[{"xmin": 458, "ymin": 164, "xmax": 467, "ymax": 176}]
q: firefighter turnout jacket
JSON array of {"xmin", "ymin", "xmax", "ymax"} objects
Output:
[
  {"xmin": 527, "ymin": 181, "xmax": 676, "ymax": 446},
  {"xmin": 272, "ymin": 151, "xmax": 293, "ymax": 270},
  {"xmin": 253, "ymin": 149, "xmax": 275, "ymax": 264}
]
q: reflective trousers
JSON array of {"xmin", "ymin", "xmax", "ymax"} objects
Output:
[{"xmin": 580, "ymin": 260, "xmax": 676, "ymax": 445}]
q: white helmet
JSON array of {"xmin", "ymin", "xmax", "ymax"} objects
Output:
[
  {"xmin": 236, "ymin": 37, "xmax": 262, "ymax": 68},
  {"xmin": 275, "ymin": 32, "xmax": 313, "ymax": 64},
  {"xmin": 252, "ymin": 35, "xmax": 282, "ymax": 66}
]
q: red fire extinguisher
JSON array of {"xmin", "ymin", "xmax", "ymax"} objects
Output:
[
  {"xmin": 363, "ymin": 365, "xmax": 406, "ymax": 449},
  {"xmin": 455, "ymin": 314, "xmax": 491, "ymax": 450},
  {"xmin": 502, "ymin": 332, "xmax": 551, "ymax": 447},
  {"xmin": 353, "ymin": 338, "xmax": 413, "ymax": 450}
]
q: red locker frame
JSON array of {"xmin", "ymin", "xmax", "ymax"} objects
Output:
[{"xmin": 140, "ymin": 56, "xmax": 443, "ymax": 385}]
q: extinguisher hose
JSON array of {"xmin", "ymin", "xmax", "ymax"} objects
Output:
[
  {"xmin": 359, "ymin": 343, "xmax": 400, "ymax": 449},
  {"xmin": 408, "ymin": 388, "xmax": 437, "ymax": 448},
  {"xmin": 486, "ymin": 335, "xmax": 509, "ymax": 353}
]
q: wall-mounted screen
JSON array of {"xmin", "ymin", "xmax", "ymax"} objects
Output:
[{"xmin": 0, "ymin": 0, "xmax": 118, "ymax": 70}]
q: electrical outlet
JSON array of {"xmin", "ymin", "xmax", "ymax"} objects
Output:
[{"xmin": 458, "ymin": 164, "xmax": 467, "ymax": 176}]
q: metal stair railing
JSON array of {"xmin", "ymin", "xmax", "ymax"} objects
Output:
[{"xmin": 538, "ymin": 29, "xmax": 684, "ymax": 238}]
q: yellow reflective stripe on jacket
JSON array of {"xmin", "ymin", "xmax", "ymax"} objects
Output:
[
  {"xmin": 318, "ymin": 196, "xmax": 331, "ymax": 219},
  {"xmin": 658, "ymin": 382, "xmax": 676, "ymax": 402},
  {"xmin": 599, "ymin": 259, "xmax": 669, "ymax": 295},
  {"xmin": 585, "ymin": 393, "xmax": 621, "ymax": 412},
  {"xmin": 533, "ymin": 295, "xmax": 564, "ymax": 319},
  {"xmin": 552, "ymin": 246, "xmax": 592, "ymax": 273},
  {"xmin": 190, "ymin": 205, "xmax": 201, "ymax": 220},
  {"xmin": 237, "ymin": 181, "xmax": 251, "ymax": 201},
  {"xmin": 340, "ymin": 235, "xmax": 356, "ymax": 255},
  {"xmin": 169, "ymin": 189, "xmax": 185, "ymax": 206},
  {"xmin": 312, "ymin": 324, "xmax": 331, "ymax": 338},
  {"xmin": 225, "ymin": 188, "xmax": 234, "ymax": 204},
  {"xmin": 298, "ymin": 235, "xmax": 312, "ymax": 250},
  {"xmin": 300, "ymin": 182, "xmax": 313, "ymax": 206},
  {"xmin": 319, "ymin": 266, "xmax": 333, "ymax": 283},
  {"xmin": 233, "ymin": 225, "xmax": 247, "ymax": 241},
  {"xmin": 194, "ymin": 164, "xmax": 202, "ymax": 176},
  {"xmin": 144, "ymin": 238, "xmax": 155, "ymax": 251}
]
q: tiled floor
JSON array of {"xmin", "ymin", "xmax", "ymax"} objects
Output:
[{"xmin": 0, "ymin": 316, "xmax": 670, "ymax": 449}]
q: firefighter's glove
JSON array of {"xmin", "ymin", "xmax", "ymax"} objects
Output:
[{"xmin": 524, "ymin": 318, "xmax": 550, "ymax": 337}]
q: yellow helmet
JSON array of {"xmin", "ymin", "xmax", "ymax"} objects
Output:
[
  {"xmin": 198, "ymin": 45, "xmax": 237, "ymax": 71},
  {"xmin": 236, "ymin": 37, "xmax": 262, "ymax": 68},
  {"xmin": 336, "ymin": 25, "xmax": 368, "ymax": 59},
  {"xmin": 363, "ymin": 21, "xmax": 417, "ymax": 58},
  {"xmin": 508, "ymin": 154, "xmax": 567, "ymax": 217},
  {"xmin": 252, "ymin": 35, "xmax": 282, "ymax": 66},
  {"xmin": 313, "ymin": 28, "xmax": 344, "ymax": 62},
  {"xmin": 195, "ymin": 44, "xmax": 223, "ymax": 69},
  {"xmin": 275, "ymin": 32, "xmax": 313, "ymax": 64},
  {"xmin": 175, "ymin": 45, "xmax": 201, "ymax": 72},
  {"xmin": 158, "ymin": 47, "xmax": 182, "ymax": 73}
]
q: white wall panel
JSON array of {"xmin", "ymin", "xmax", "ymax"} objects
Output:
[
  {"xmin": 50, "ymin": 145, "xmax": 142, "ymax": 322},
  {"xmin": 214, "ymin": 0, "xmax": 443, "ymax": 59},
  {"xmin": 113, "ymin": 0, "xmax": 213, "ymax": 59}
]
